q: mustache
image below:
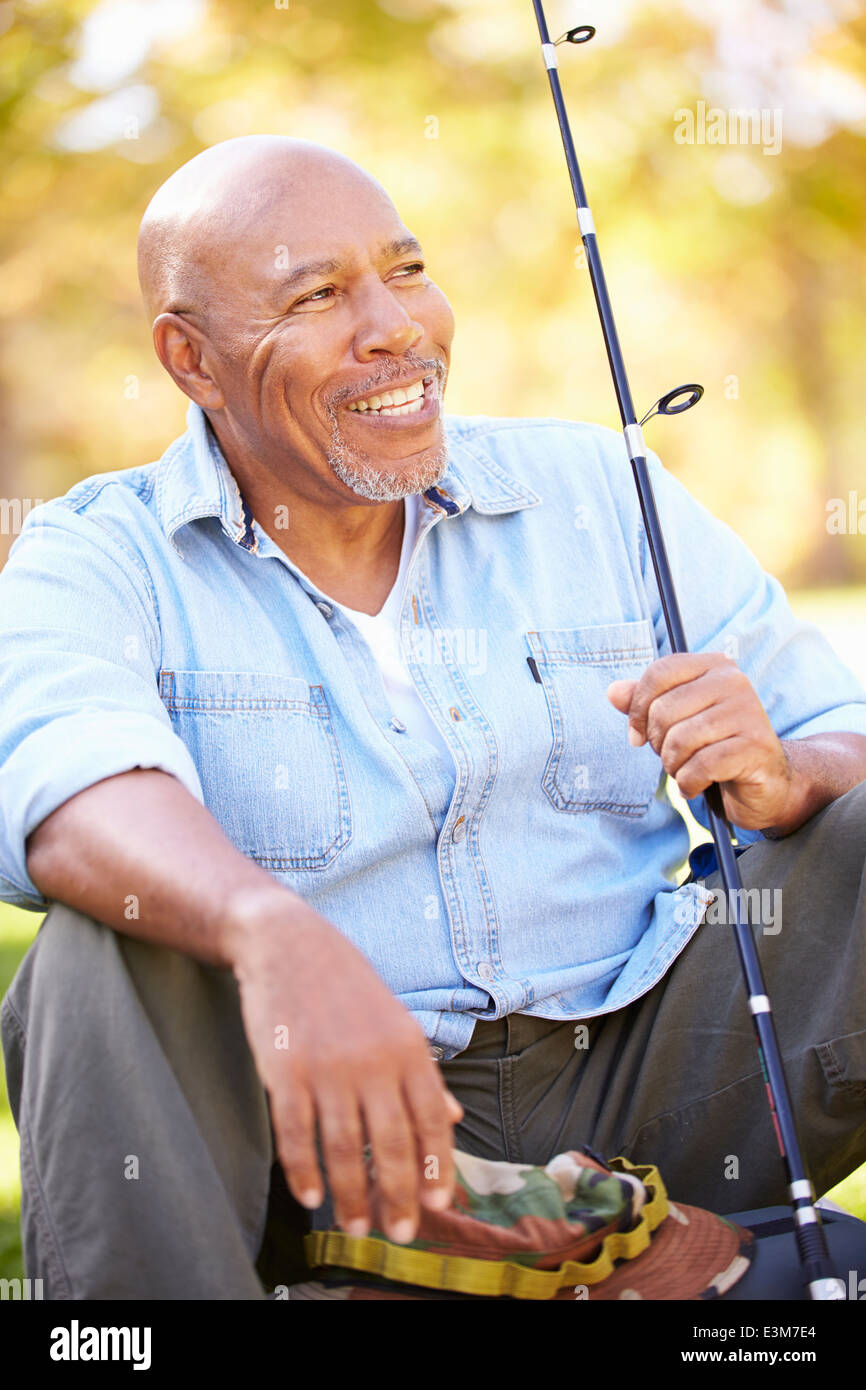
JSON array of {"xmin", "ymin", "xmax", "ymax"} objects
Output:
[{"xmin": 327, "ymin": 356, "xmax": 446, "ymax": 412}]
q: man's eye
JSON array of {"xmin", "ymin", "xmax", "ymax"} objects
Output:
[
  {"xmin": 300, "ymin": 286, "xmax": 334, "ymax": 303},
  {"xmin": 296, "ymin": 263, "xmax": 426, "ymax": 306}
]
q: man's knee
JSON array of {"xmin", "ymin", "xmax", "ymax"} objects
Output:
[
  {"xmin": 3, "ymin": 901, "xmax": 125, "ymax": 1043},
  {"xmin": 5, "ymin": 900, "xmax": 112, "ymax": 1010},
  {"xmin": 2, "ymin": 898, "xmax": 257, "ymax": 1115}
]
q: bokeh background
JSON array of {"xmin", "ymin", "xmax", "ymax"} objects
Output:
[{"xmin": 2, "ymin": 0, "xmax": 865, "ymax": 1282}]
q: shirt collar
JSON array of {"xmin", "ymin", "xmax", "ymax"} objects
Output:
[
  {"xmin": 157, "ymin": 401, "xmax": 540, "ymax": 553},
  {"xmin": 158, "ymin": 401, "xmax": 255, "ymax": 555},
  {"xmin": 424, "ymin": 416, "xmax": 541, "ymax": 517}
]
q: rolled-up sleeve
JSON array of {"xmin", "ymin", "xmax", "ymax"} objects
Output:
[
  {"xmin": 639, "ymin": 445, "xmax": 866, "ymax": 840},
  {"xmin": 0, "ymin": 503, "xmax": 204, "ymax": 909}
]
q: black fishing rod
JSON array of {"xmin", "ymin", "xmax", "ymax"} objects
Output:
[{"xmin": 529, "ymin": 2, "xmax": 845, "ymax": 1300}]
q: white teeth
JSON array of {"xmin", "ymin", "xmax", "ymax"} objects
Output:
[
  {"xmin": 352, "ymin": 396, "xmax": 425, "ymax": 418},
  {"xmin": 348, "ymin": 378, "xmax": 426, "ymax": 412}
]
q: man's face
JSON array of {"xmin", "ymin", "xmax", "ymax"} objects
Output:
[{"xmin": 196, "ymin": 164, "xmax": 455, "ymax": 503}]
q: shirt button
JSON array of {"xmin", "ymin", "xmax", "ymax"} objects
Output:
[
  {"xmin": 429, "ymin": 1044, "xmax": 444, "ymax": 1061},
  {"xmin": 316, "ymin": 601, "xmax": 333, "ymax": 618},
  {"xmin": 390, "ymin": 716, "xmax": 407, "ymax": 733},
  {"xmin": 451, "ymin": 816, "xmax": 466, "ymax": 843},
  {"xmin": 477, "ymin": 962, "xmax": 495, "ymax": 981}
]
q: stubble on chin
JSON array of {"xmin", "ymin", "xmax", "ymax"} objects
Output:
[{"xmin": 322, "ymin": 412, "xmax": 450, "ymax": 503}]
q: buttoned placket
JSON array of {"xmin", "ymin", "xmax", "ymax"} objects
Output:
[{"xmin": 396, "ymin": 491, "xmax": 523, "ymax": 1018}]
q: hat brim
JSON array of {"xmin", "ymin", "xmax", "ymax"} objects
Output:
[
  {"xmin": 576, "ymin": 1201, "xmax": 754, "ymax": 1301},
  {"xmin": 289, "ymin": 1205, "xmax": 754, "ymax": 1301}
]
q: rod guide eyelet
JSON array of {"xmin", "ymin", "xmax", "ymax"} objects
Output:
[{"xmin": 557, "ymin": 25, "xmax": 596, "ymax": 45}]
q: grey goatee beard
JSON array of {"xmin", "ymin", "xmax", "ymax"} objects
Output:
[{"xmin": 323, "ymin": 404, "xmax": 450, "ymax": 502}]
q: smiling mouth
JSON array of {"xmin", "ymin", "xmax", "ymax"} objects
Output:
[{"xmin": 345, "ymin": 374, "xmax": 437, "ymax": 419}]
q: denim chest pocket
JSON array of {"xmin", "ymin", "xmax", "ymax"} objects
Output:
[
  {"xmin": 158, "ymin": 670, "xmax": 352, "ymax": 870},
  {"xmin": 525, "ymin": 620, "xmax": 663, "ymax": 816}
]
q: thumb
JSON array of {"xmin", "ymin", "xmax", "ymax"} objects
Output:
[{"xmin": 606, "ymin": 678, "xmax": 637, "ymax": 713}]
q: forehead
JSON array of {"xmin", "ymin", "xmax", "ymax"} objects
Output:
[
  {"xmin": 216, "ymin": 166, "xmax": 417, "ymax": 297},
  {"xmin": 272, "ymin": 232, "xmax": 424, "ymax": 298}
]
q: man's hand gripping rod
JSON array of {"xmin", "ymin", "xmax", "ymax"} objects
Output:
[{"xmin": 530, "ymin": 2, "xmax": 845, "ymax": 1300}]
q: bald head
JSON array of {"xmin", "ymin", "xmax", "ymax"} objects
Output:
[
  {"xmin": 137, "ymin": 136, "xmax": 392, "ymax": 327},
  {"xmin": 136, "ymin": 133, "xmax": 454, "ymax": 508}
]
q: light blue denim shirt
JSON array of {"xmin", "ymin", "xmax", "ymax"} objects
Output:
[{"xmin": 2, "ymin": 401, "xmax": 865, "ymax": 1057}]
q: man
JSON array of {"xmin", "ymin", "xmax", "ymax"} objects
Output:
[{"xmin": 1, "ymin": 135, "xmax": 865, "ymax": 1300}]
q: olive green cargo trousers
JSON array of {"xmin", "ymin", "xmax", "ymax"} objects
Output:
[{"xmin": 3, "ymin": 782, "xmax": 865, "ymax": 1298}]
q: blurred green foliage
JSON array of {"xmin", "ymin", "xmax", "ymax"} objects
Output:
[{"xmin": 1, "ymin": 0, "xmax": 866, "ymax": 586}]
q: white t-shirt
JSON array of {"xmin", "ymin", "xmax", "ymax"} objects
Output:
[{"xmin": 325, "ymin": 495, "xmax": 452, "ymax": 762}]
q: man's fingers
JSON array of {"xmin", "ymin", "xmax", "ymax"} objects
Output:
[
  {"xmin": 659, "ymin": 708, "xmax": 742, "ymax": 780},
  {"xmin": 402, "ymin": 1069, "xmax": 460, "ymax": 1214},
  {"xmin": 613, "ymin": 653, "xmax": 737, "ymax": 746},
  {"xmin": 642, "ymin": 667, "xmax": 734, "ymax": 755},
  {"xmin": 271, "ymin": 1083, "xmax": 325, "ymax": 1212},
  {"xmin": 273, "ymin": 1068, "xmax": 464, "ymax": 1243},
  {"xmin": 360, "ymin": 1085, "xmax": 422, "ymax": 1243},
  {"xmin": 316, "ymin": 1087, "xmax": 372, "ymax": 1236},
  {"xmin": 673, "ymin": 735, "xmax": 751, "ymax": 799}
]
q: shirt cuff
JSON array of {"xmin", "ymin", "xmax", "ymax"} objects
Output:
[
  {"xmin": 781, "ymin": 703, "xmax": 866, "ymax": 741},
  {"xmin": 0, "ymin": 711, "xmax": 204, "ymax": 909}
]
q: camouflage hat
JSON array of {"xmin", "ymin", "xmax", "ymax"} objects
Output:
[{"xmin": 291, "ymin": 1146, "xmax": 754, "ymax": 1301}]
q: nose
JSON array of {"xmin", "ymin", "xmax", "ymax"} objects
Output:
[{"xmin": 352, "ymin": 275, "xmax": 424, "ymax": 361}]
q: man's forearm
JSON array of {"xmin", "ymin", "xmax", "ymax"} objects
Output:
[
  {"xmin": 25, "ymin": 768, "xmax": 301, "ymax": 968},
  {"xmin": 24, "ymin": 767, "xmax": 463, "ymax": 1237},
  {"xmin": 763, "ymin": 732, "xmax": 866, "ymax": 838}
]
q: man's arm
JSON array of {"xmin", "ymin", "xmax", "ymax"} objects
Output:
[
  {"xmin": 0, "ymin": 503, "xmax": 459, "ymax": 1245},
  {"xmin": 599, "ymin": 435, "xmax": 866, "ymax": 839},
  {"xmin": 26, "ymin": 768, "xmax": 462, "ymax": 1243},
  {"xmin": 26, "ymin": 768, "xmax": 275, "ymax": 967},
  {"xmin": 764, "ymin": 731, "xmax": 866, "ymax": 838}
]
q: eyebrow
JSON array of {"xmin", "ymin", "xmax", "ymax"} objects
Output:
[{"xmin": 276, "ymin": 235, "xmax": 425, "ymax": 296}]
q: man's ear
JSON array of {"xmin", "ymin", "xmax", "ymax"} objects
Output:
[{"xmin": 152, "ymin": 313, "xmax": 225, "ymax": 409}]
